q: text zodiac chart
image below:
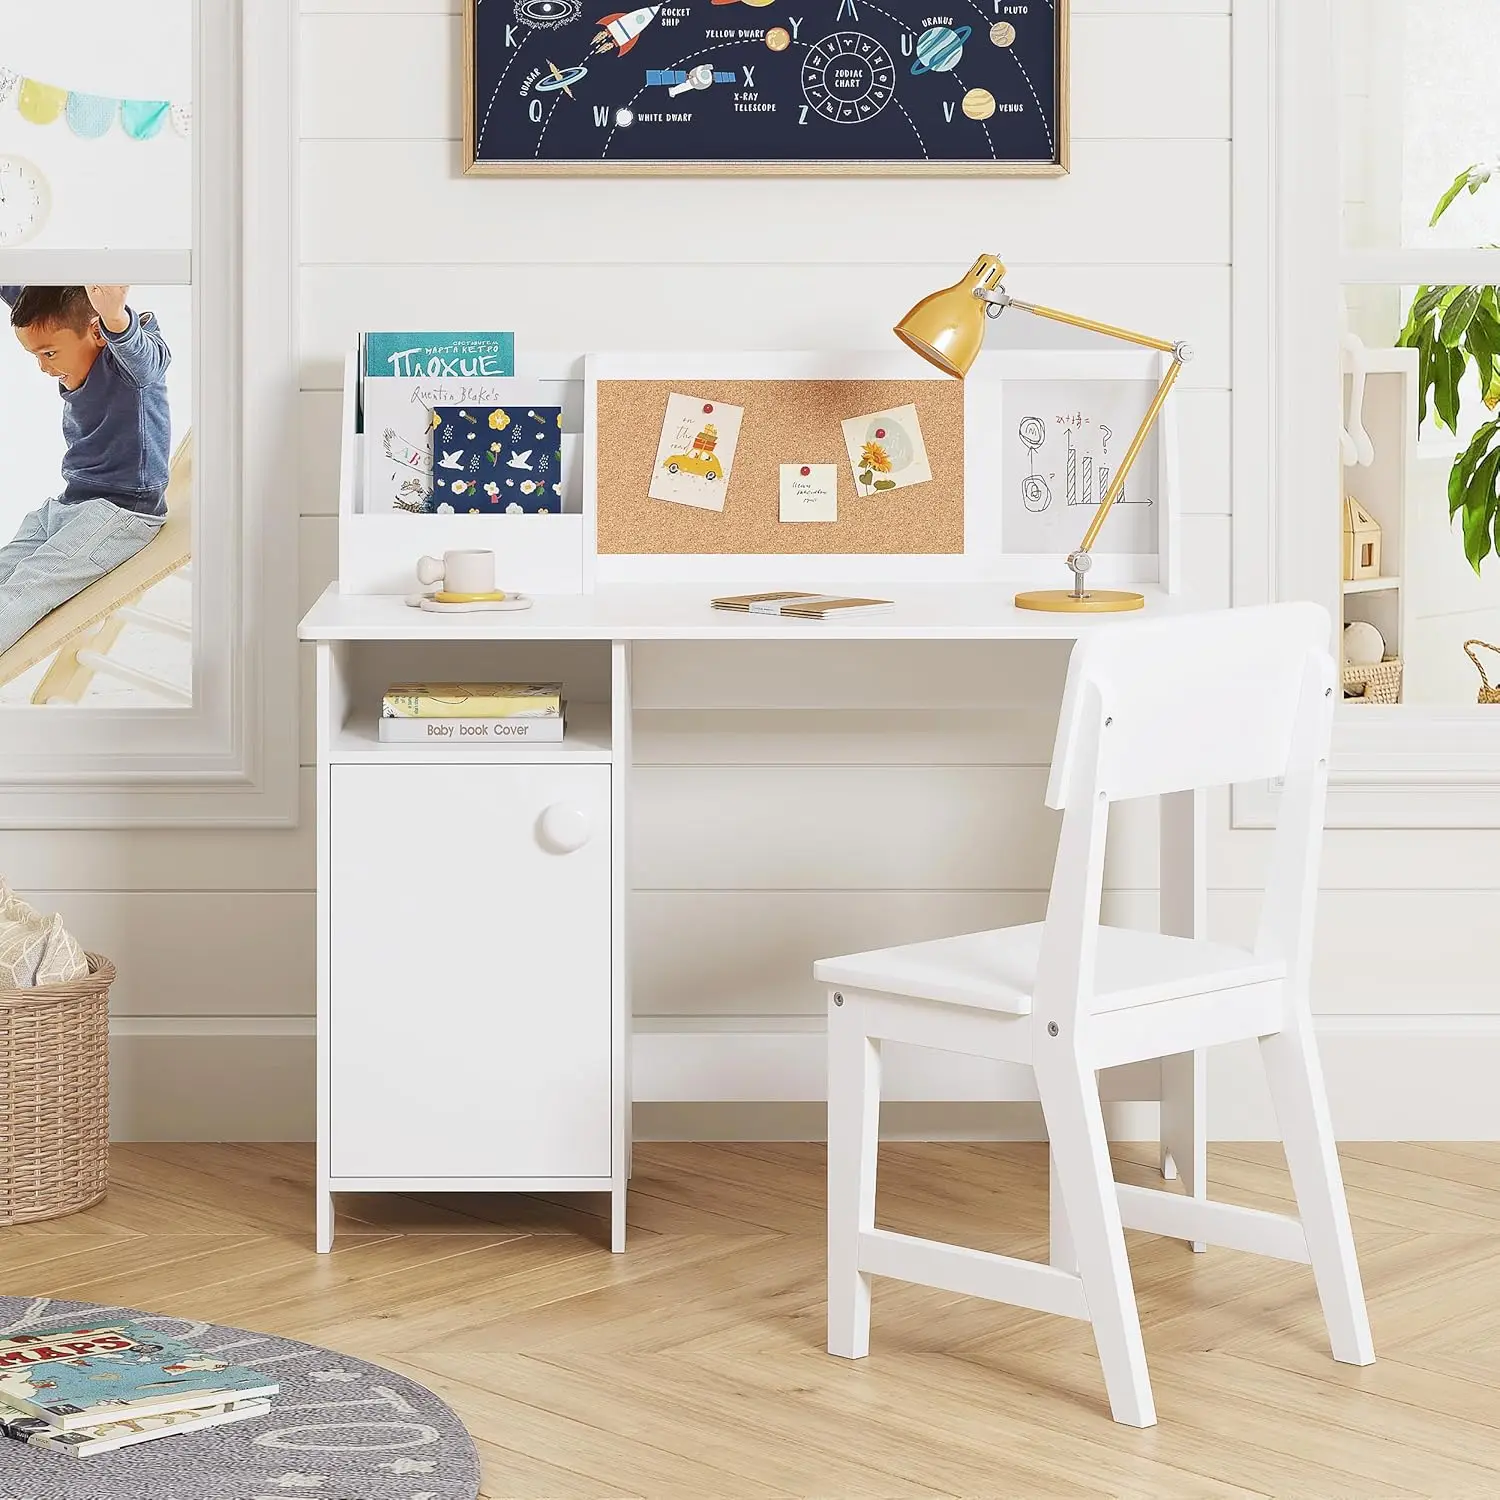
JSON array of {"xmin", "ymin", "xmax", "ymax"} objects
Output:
[
  {"xmin": 1001, "ymin": 383, "xmax": 1160, "ymax": 556},
  {"xmin": 467, "ymin": 0, "xmax": 1065, "ymax": 170}
]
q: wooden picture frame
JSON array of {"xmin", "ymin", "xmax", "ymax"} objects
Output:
[{"xmin": 462, "ymin": 1, "xmax": 1069, "ymax": 177}]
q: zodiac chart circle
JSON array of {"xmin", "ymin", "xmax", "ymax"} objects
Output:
[{"xmin": 801, "ymin": 32, "xmax": 897, "ymax": 125}]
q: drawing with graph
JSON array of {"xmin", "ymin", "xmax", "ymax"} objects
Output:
[{"xmin": 1001, "ymin": 378, "xmax": 1163, "ymax": 557}]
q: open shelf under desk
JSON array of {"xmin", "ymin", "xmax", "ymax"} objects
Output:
[{"xmin": 327, "ymin": 701, "xmax": 613, "ymax": 764}]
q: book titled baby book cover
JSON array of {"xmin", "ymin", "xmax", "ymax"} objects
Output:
[
  {"xmin": 427, "ymin": 405, "xmax": 563, "ymax": 514},
  {"xmin": 0, "ymin": 1324, "xmax": 277, "ymax": 1431}
]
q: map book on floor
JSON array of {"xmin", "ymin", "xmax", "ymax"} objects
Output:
[
  {"xmin": 0, "ymin": 1325, "xmax": 277, "ymax": 1431},
  {"xmin": 1, "ymin": 1398, "xmax": 270, "ymax": 1458}
]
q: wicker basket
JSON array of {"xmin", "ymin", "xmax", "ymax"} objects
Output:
[
  {"xmin": 1465, "ymin": 641, "xmax": 1500, "ymax": 705},
  {"xmin": 0, "ymin": 953, "xmax": 113, "ymax": 1226},
  {"xmin": 1342, "ymin": 655, "xmax": 1403, "ymax": 704}
]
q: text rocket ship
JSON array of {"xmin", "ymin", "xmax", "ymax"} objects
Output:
[{"xmin": 593, "ymin": 6, "xmax": 661, "ymax": 56}]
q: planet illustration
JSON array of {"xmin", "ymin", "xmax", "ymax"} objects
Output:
[
  {"xmin": 910, "ymin": 24, "xmax": 970, "ymax": 76},
  {"xmin": 515, "ymin": 0, "xmax": 583, "ymax": 26},
  {"xmin": 765, "ymin": 25, "xmax": 791, "ymax": 50},
  {"xmin": 962, "ymin": 87, "xmax": 996, "ymax": 121},
  {"xmin": 536, "ymin": 60, "xmax": 590, "ymax": 94},
  {"xmin": 990, "ymin": 21, "xmax": 1017, "ymax": 47}
]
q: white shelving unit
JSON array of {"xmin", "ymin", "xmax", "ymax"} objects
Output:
[
  {"xmin": 313, "ymin": 634, "xmax": 630, "ymax": 1254},
  {"xmin": 1342, "ymin": 348, "xmax": 1416, "ymax": 701}
]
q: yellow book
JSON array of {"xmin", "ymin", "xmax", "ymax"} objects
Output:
[{"xmin": 382, "ymin": 682, "xmax": 562, "ymax": 719}]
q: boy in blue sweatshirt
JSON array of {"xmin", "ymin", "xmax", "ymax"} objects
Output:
[{"xmin": 0, "ymin": 284, "xmax": 171, "ymax": 655}]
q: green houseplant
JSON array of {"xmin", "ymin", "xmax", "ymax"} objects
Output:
[{"xmin": 1397, "ymin": 162, "xmax": 1500, "ymax": 574}]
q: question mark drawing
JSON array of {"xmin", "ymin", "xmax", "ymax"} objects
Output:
[{"xmin": 1018, "ymin": 417, "xmax": 1052, "ymax": 513}]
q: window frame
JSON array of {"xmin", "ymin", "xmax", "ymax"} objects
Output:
[
  {"xmin": 1236, "ymin": 0, "xmax": 1500, "ymax": 829},
  {"xmin": 0, "ymin": 0, "xmax": 297, "ymax": 827}
]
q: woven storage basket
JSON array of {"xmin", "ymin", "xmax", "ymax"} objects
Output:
[
  {"xmin": 1465, "ymin": 641, "xmax": 1500, "ymax": 705},
  {"xmin": 1342, "ymin": 655, "xmax": 1402, "ymax": 704},
  {"xmin": 0, "ymin": 953, "xmax": 113, "ymax": 1226}
]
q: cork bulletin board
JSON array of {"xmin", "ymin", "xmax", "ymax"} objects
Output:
[{"xmin": 594, "ymin": 378, "xmax": 965, "ymax": 557}]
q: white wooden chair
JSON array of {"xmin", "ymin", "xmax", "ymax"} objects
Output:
[{"xmin": 816, "ymin": 603, "xmax": 1374, "ymax": 1428}]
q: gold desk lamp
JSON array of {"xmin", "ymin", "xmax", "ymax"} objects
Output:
[{"xmin": 895, "ymin": 253, "xmax": 1193, "ymax": 613}]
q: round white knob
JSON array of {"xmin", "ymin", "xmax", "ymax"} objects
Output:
[
  {"xmin": 538, "ymin": 803, "xmax": 590, "ymax": 854},
  {"xmin": 416, "ymin": 554, "xmax": 445, "ymax": 587}
]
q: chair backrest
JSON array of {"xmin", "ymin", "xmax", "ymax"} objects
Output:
[
  {"xmin": 1047, "ymin": 603, "xmax": 1335, "ymax": 809},
  {"xmin": 1033, "ymin": 604, "xmax": 1337, "ymax": 1024}
]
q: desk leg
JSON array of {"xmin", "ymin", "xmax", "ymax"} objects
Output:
[
  {"xmin": 1159, "ymin": 788, "xmax": 1207, "ymax": 1253},
  {"xmin": 611, "ymin": 640, "xmax": 633, "ymax": 1253}
]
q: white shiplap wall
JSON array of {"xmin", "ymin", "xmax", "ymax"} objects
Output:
[{"xmin": 16, "ymin": 0, "xmax": 1496, "ymax": 1141}]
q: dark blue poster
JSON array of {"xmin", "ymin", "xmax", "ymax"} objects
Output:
[{"xmin": 465, "ymin": 1, "xmax": 1067, "ymax": 173}]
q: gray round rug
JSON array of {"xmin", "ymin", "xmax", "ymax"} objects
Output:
[{"xmin": 0, "ymin": 1296, "xmax": 481, "ymax": 1500}]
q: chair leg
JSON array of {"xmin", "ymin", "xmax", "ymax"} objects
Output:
[
  {"xmin": 1049, "ymin": 1149, "xmax": 1076, "ymax": 1273},
  {"xmin": 1038, "ymin": 1048, "xmax": 1157, "ymax": 1428},
  {"xmin": 1260, "ymin": 1018, "xmax": 1375, "ymax": 1366},
  {"xmin": 827, "ymin": 999, "xmax": 880, "ymax": 1360}
]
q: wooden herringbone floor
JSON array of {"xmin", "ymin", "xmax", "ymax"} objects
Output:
[{"xmin": 4, "ymin": 1141, "xmax": 1499, "ymax": 1498}]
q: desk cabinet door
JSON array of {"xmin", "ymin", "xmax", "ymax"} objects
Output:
[{"xmin": 329, "ymin": 763, "xmax": 611, "ymax": 1180}]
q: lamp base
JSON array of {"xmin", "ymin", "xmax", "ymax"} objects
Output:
[{"xmin": 1014, "ymin": 588, "xmax": 1146, "ymax": 614}]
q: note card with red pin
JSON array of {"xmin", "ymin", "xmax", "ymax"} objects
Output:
[
  {"xmin": 648, "ymin": 393, "xmax": 745, "ymax": 513},
  {"xmin": 841, "ymin": 404, "xmax": 932, "ymax": 498}
]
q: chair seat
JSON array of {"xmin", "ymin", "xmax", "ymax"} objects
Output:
[{"xmin": 814, "ymin": 924, "xmax": 1284, "ymax": 1016}]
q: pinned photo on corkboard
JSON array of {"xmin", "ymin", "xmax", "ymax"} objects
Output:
[
  {"xmin": 648, "ymin": 394, "xmax": 745, "ymax": 512},
  {"xmin": 841, "ymin": 404, "xmax": 932, "ymax": 498}
]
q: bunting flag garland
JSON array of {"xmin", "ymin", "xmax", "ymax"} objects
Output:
[{"xmin": 0, "ymin": 65, "xmax": 188, "ymax": 138}]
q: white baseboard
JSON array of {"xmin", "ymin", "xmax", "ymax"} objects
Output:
[{"xmin": 106, "ymin": 1017, "xmax": 1500, "ymax": 1142}]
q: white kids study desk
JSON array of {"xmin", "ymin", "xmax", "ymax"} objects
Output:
[
  {"xmin": 299, "ymin": 581, "xmax": 1210, "ymax": 1254},
  {"xmin": 302, "ymin": 347, "xmax": 1204, "ymax": 1253}
]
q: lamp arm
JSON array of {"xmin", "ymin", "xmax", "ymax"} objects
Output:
[
  {"xmin": 1077, "ymin": 356, "xmax": 1185, "ymax": 557},
  {"xmin": 1002, "ymin": 296, "xmax": 1181, "ymax": 357}
]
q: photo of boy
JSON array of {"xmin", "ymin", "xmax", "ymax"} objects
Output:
[{"xmin": 0, "ymin": 284, "xmax": 171, "ymax": 655}]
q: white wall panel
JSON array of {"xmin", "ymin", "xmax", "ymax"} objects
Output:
[
  {"xmin": 301, "ymin": 140, "xmax": 1231, "ymax": 266},
  {"xmin": 299, "ymin": 263, "xmax": 1233, "ymax": 391}
]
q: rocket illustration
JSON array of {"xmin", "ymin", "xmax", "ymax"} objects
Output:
[{"xmin": 593, "ymin": 6, "xmax": 661, "ymax": 55}]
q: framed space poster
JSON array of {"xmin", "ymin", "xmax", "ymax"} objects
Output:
[{"xmin": 463, "ymin": 1, "xmax": 1069, "ymax": 176}]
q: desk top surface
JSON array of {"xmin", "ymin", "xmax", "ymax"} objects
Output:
[{"xmin": 299, "ymin": 583, "xmax": 1206, "ymax": 643}]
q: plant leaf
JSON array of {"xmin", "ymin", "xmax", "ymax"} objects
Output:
[
  {"xmin": 1431, "ymin": 166, "xmax": 1480, "ymax": 226},
  {"xmin": 1460, "ymin": 447, "xmax": 1500, "ymax": 574},
  {"xmin": 1434, "ymin": 345, "xmax": 1466, "ymax": 432},
  {"xmin": 1440, "ymin": 286, "xmax": 1484, "ymax": 347}
]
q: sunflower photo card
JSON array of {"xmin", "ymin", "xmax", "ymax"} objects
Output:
[
  {"xmin": 426, "ymin": 405, "xmax": 564, "ymax": 514},
  {"xmin": 840, "ymin": 403, "xmax": 933, "ymax": 498}
]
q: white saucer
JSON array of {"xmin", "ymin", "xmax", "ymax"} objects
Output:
[{"xmin": 405, "ymin": 593, "xmax": 533, "ymax": 613}]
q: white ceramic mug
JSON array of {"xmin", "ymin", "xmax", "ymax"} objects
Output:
[{"xmin": 417, "ymin": 549, "xmax": 495, "ymax": 595}]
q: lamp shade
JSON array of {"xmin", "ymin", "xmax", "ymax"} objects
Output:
[{"xmin": 893, "ymin": 253, "xmax": 1006, "ymax": 379}]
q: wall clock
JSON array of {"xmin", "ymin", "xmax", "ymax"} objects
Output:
[{"xmin": 0, "ymin": 155, "xmax": 52, "ymax": 246}]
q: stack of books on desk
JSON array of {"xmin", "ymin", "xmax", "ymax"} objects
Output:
[
  {"xmin": 379, "ymin": 681, "xmax": 565, "ymax": 743},
  {"xmin": 0, "ymin": 1323, "xmax": 276, "ymax": 1459}
]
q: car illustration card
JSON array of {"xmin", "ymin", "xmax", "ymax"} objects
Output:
[
  {"xmin": 779, "ymin": 463, "xmax": 838, "ymax": 523},
  {"xmin": 841, "ymin": 403, "xmax": 932, "ymax": 498},
  {"xmin": 648, "ymin": 393, "xmax": 745, "ymax": 512},
  {"xmin": 427, "ymin": 405, "xmax": 564, "ymax": 513}
]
